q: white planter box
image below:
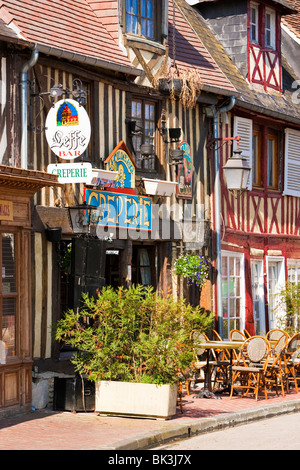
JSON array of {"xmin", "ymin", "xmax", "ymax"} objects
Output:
[
  {"xmin": 96, "ymin": 381, "xmax": 178, "ymax": 420},
  {"xmin": 90, "ymin": 168, "xmax": 118, "ymax": 183},
  {"xmin": 142, "ymin": 178, "xmax": 177, "ymax": 197}
]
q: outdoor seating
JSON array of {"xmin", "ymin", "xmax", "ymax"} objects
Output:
[
  {"xmin": 266, "ymin": 328, "xmax": 289, "ymax": 342},
  {"xmin": 264, "ymin": 334, "xmax": 287, "ymax": 397},
  {"xmin": 230, "ymin": 336, "xmax": 271, "ymax": 400},
  {"xmin": 244, "ymin": 329, "xmax": 251, "ymax": 338},
  {"xmin": 211, "ymin": 329, "xmax": 231, "ymax": 390},
  {"xmin": 283, "ymin": 332, "xmax": 300, "ymax": 392},
  {"xmin": 229, "ymin": 329, "xmax": 247, "ymax": 341}
]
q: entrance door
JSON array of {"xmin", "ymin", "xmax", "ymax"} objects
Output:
[{"xmin": 105, "ymin": 252, "xmax": 120, "ymax": 288}]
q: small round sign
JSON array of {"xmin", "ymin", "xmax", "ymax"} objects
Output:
[{"xmin": 45, "ymin": 99, "xmax": 91, "ymax": 160}]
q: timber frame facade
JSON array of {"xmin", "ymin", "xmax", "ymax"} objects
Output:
[
  {"xmin": 0, "ymin": 0, "xmax": 299, "ymax": 414},
  {"xmin": 188, "ymin": 0, "xmax": 300, "ymax": 337},
  {"xmin": 0, "ymin": 0, "xmax": 237, "ymax": 412}
]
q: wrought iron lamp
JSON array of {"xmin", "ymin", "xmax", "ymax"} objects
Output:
[
  {"xmin": 223, "ymin": 149, "xmax": 251, "ymax": 196},
  {"xmin": 67, "ymin": 202, "xmax": 98, "ymax": 235}
]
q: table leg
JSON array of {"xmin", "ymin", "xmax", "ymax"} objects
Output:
[{"xmin": 196, "ymin": 349, "xmax": 221, "ymax": 399}]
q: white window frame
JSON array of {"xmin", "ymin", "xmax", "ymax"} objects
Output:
[
  {"xmin": 221, "ymin": 251, "xmax": 245, "ymax": 339},
  {"xmin": 284, "ymin": 128, "xmax": 300, "ymax": 197},
  {"xmin": 266, "ymin": 256, "xmax": 285, "ymax": 330},
  {"xmin": 251, "ymin": 260, "xmax": 266, "ymax": 335},
  {"xmin": 250, "ymin": 2, "xmax": 259, "ymax": 44},
  {"xmin": 265, "ymin": 8, "xmax": 276, "ymax": 49}
]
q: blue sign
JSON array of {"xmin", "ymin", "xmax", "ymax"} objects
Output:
[{"xmin": 85, "ymin": 189, "xmax": 152, "ymax": 231}]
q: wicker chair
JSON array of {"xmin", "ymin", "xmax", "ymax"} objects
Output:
[
  {"xmin": 230, "ymin": 336, "xmax": 271, "ymax": 400},
  {"xmin": 283, "ymin": 332, "xmax": 300, "ymax": 392},
  {"xmin": 211, "ymin": 329, "xmax": 231, "ymax": 390},
  {"xmin": 264, "ymin": 334, "xmax": 288, "ymax": 397},
  {"xmin": 266, "ymin": 328, "xmax": 289, "ymax": 342},
  {"xmin": 229, "ymin": 329, "xmax": 247, "ymax": 341}
]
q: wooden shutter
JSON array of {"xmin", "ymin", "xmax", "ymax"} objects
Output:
[
  {"xmin": 284, "ymin": 128, "xmax": 300, "ymax": 197},
  {"xmin": 233, "ymin": 116, "xmax": 253, "ymax": 190}
]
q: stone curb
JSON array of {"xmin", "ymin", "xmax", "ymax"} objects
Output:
[{"xmin": 97, "ymin": 399, "xmax": 300, "ymax": 450}]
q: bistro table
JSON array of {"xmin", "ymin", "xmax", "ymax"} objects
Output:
[{"xmin": 195, "ymin": 340, "xmax": 244, "ymax": 399}]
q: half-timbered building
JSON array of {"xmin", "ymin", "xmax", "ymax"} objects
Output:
[
  {"xmin": 187, "ymin": 0, "xmax": 300, "ymax": 337},
  {"xmin": 0, "ymin": 0, "xmax": 238, "ymax": 413}
]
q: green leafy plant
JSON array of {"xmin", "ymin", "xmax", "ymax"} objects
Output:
[
  {"xmin": 276, "ymin": 281, "xmax": 300, "ymax": 334},
  {"xmin": 55, "ymin": 285, "xmax": 213, "ymax": 385},
  {"xmin": 173, "ymin": 252, "xmax": 211, "ymax": 287}
]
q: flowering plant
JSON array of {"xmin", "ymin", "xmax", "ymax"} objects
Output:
[{"xmin": 173, "ymin": 252, "xmax": 210, "ymax": 287}]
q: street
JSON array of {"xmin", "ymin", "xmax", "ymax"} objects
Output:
[{"xmin": 152, "ymin": 412, "xmax": 300, "ymax": 450}]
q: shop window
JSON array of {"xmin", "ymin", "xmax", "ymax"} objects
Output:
[
  {"xmin": 130, "ymin": 98, "xmax": 156, "ymax": 170},
  {"xmin": 132, "ymin": 246, "xmax": 155, "ymax": 286},
  {"xmin": 1, "ymin": 233, "xmax": 17, "ymax": 359},
  {"xmin": 221, "ymin": 252, "xmax": 245, "ymax": 339}
]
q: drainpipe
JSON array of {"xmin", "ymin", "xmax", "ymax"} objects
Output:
[
  {"xmin": 208, "ymin": 96, "xmax": 236, "ymax": 337},
  {"xmin": 20, "ymin": 48, "xmax": 39, "ymax": 169}
]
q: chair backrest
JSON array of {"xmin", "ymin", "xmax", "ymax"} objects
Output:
[
  {"xmin": 287, "ymin": 333, "xmax": 300, "ymax": 354},
  {"xmin": 273, "ymin": 333, "xmax": 288, "ymax": 355},
  {"xmin": 266, "ymin": 328, "xmax": 288, "ymax": 341},
  {"xmin": 212, "ymin": 329, "xmax": 222, "ymax": 341},
  {"xmin": 243, "ymin": 336, "xmax": 270, "ymax": 364},
  {"xmin": 191, "ymin": 330, "xmax": 207, "ymax": 357},
  {"xmin": 229, "ymin": 329, "xmax": 246, "ymax": 341}
]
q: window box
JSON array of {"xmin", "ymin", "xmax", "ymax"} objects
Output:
[{"xmin": 142, "ymin": 178, "xmax": 177, "ymax": 196}]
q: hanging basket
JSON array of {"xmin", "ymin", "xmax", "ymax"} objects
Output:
[{"xmin": 157, "ymin": 78, "xmax": 182, "ymax": 95}]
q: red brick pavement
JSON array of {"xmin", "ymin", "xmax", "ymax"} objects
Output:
[{"xmin": 0, "ymin": 388, "xmax": 300, "ymax": 450}]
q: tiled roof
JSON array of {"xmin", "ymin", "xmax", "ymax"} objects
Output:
[
  {"xmin": 169, "ymin": 0, "xmax": 236, "ymax": 94},
  {"xmin": 0, "ymin": 0, "xmax": 137, "ymax": 74},
  {"xmin": 184, "ymin": 0, "xmax": 300, "ymax": 125},
  {"xmin": 282, "ymin": 0, "xmax": 300, "ymax": 38}
]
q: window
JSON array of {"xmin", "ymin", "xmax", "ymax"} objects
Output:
[
  {"xmin": 234, "ymin": 117, "xmax": 280, "ymax": 191},
  {"xmin": 132, "ymin": 246, "xmax": 155, "ymax": 286},
  {"xmin": 287, "ymin": 259, "xmax": 300, "ymax": 330},
  {"xmin": 267, "ymin": 257, "xmax": 285, "ymax": 330},
  {"xmin": 130, "ymin": 98, "xmax": 156, "ymax": 170},
  {"xmin": 1, "ymin": 233, "xmax": 17, "ymax": 361},
  {"xmin": 221, "ymin": 252, "xmax": 245, "ymax": 339},
  {"xmin": 251, "ymin": 260, "xmax": 265, "ymax": 334},
  {"xmin": 252, "ymin": 126, "xmax": 262, "ymax": 186},
  {"xmin": 267, "ymin": 131, "xmax": 278, "ymax": 188},
  {"xmin": 250, "ymin": 3, "xmax": 259, "ymax": 43},
  {"xmin": 265, "ymin": 9, "xmax": 276, "ymax": 49},
  {"xmin": 126, "ymin": 0, "xmax": 154, "ymax": 39}
]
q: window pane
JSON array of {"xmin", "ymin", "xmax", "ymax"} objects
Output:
[
  {"xmin": 2, "ymin": 234, "xmax": 16, "ymax": 293},
  {"xmin": 267, "ymin": 138, "xmax": 274, "ymax": 186},
  {"xmin": 2, "ymin": 297, "xmax": 16, "ymax": 357}
]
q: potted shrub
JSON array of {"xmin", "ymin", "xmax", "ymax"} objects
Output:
[{"xmin": 55, "ymin": 285, "xmax": 213, "ymax": 419}]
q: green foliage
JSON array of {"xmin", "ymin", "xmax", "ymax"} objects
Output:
[
  {"xmin": 55, "ymin": 284, "xmax": 213, "ymax": 385},
  {"xmin": 173, "ymin": 252, "xmax": 211, "ymax": 287},
  {"xmin": 276, "ymin": 281, "xmax": 300, "ymax": 335}
]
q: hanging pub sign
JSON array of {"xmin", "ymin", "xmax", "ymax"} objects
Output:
[
  {"xmin": 177, "ymin": 141, "xmax": 192, "ymax": 199},
  {"xmin": 105, "ymin": 141, "xmax": 136, "ymax": 192},
  {"xmin": 45, "ymin": 99, "xmax": 91, "ymax": 160},
  {"xmin": 47, "ymin": 162, "xmax": 93, "ymax": 184}
]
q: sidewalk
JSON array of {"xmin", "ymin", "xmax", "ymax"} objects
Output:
[{"xmin": 1, "ymin": 388, "xmax": 300, "ymax": 450}]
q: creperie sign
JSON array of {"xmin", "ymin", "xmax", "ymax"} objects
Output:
[{"xmin": 45, "ymin": 99, "xmax": 91, "ymax": 160}]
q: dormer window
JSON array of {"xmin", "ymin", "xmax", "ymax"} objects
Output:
[
  {"xmin": 126, "ymin": 0, "xmax": 154, "ymax": 39},
  {"xmin": 265, "ymin": 8, "xmax": 276, "ymax": 49},
  {"xmin": 250, "ymin": 3, "xmax": 258, "ymax": 43},
  {"xmin": 248, "ymin": 2, "xmax": 281, "ymax": 91}
]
